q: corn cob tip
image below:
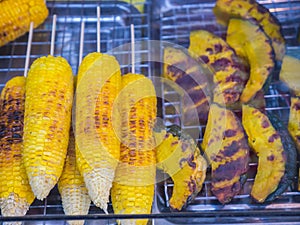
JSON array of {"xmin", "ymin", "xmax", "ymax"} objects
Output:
[
  {"xmin": 84, "ymin": 168, "xmax": 115, "ymax": 214},
  {"xmin": 29, "ymin": 175, "xmax": 56, "ymax": 200},
  {"xmin": 60, "ymin": 186, "xmax": 91, "ymax": 215},
  {"xmin": 0, "ymin": 193, "xmax": 30, "ymax": 219}
]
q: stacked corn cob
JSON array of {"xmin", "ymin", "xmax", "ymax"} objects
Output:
[
  {"xmin": 23, "ymin": 55, "xmax": 74, "ymax": 200},
  {"xmin": 75, "ymin": 52, "xmax": 121, "ymax": 212},
  {"xmin": 58, "ymin": 128, "xmax": 91, "ymax": 225},
  {"xmin": 0, "ymin": 76, "xmax": 35, "ymax": 222},
  {"xmin": 0, "ymin": 0, "xmax": 48, "ymax": 47},
  {"xmin": 111, "ymin": 73, "xmax": 157, "ymax": 225}
]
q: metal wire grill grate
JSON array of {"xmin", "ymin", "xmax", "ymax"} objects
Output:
[
  {"xmin": 0, "ymin": 0, "xmax": 152, "ymax": 85},
  {"xmin": 154, "ymin": 0, "xmax": 300, "ymax": 221},
  {"xmin": 0, "ymin": 1, "xmax": 152, "ymax": 224}
]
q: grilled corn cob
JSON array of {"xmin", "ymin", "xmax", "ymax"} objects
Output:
[
  {"xmin": 58, "ymin": 128, "xmax": 91, "ymax": 225},
  {"xmin": 23, "ymin": 55, "xmax": 74, "ymax": 200},
  {"xmin": 0, "ymin": 0, "xmax": 48, "ymax": 47},
  {"xmin": 0, "ymin": 76, "xmax": 35, "ymax": 221},
  {"xmin": 75, "ymin": 52, "xmax": 121, "ymax": 212},
  {"xmin": 111, "ymin": 73, "xmax": 157, "ymax": 225}
]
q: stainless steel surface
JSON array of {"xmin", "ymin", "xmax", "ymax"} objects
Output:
[{"xmin": 0, "ymin": 0, "xmax": 300, "ymax": 224}]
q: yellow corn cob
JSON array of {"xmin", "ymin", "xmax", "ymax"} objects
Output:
[
  {"xmin": 75, "ymin": 52, "xmax": 121, "ymax": 212},
  {"xmin": 111, "ymin": 73, "xmax": 157, "ymax": 225},
  {"xmin": 0, "ymin": 76, "xmax": 35, "ymax": 223},
  {"xmin": 23, "ymin": 55, "xmax": 74, "ymax": 200},
  {"xmin": 58, "ymin": 128, "xmax": 91, "ymax": 225},
  {"xmin": 0, "ymin": 0, "xmax": 48, "ymax": 47}
]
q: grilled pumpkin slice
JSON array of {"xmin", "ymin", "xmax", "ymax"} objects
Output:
[
  {"xmin": 279, "ymin": 55, "xmax": 300, "ymax": 96},
  {"xmin": 154, "ymin": 125, "xmax": 207, "ymax": 211},
  {"xmin": 227, "ymin": 18, "xmax": 275, "ymax": 103},
  {"xmin": 188, "ymin": 30, "xmax": 248, "ymax": 107},
  {"xmin": 163, "ymin": 46, "xmax": 212, "ymax": 125},
  {"xmin": 288, "ymin": 97, "xmax": 300, "ymax": 191},
  {"xmin": 213, "ymin": 0, "xmax": 285, "ymax": 61},
  {"xmin": 242, "ymin": 104, "xmax": 297, "ymax": 202},
  {"xmin": 202, "ymin": 103, "xmax": 249, "ymax": 204},
  {"xmin": 289, "ymin": 97, "xmax": 300, "ymax": 152}
]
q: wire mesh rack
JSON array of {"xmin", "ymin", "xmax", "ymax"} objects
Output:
[
  {"xmin": 0, "ymin": 0, "xmax": 152, "ymax": 85},
  {"xmin": 0, "ymin": 1, "xmax": 153, "ymax": 224},
  {"xmin": 152, "ymin": 0, "xmax": 300, "ymax": 224},
  {"xmin": 0, "ymin": 0, "xmax": 300, "ymax": 224}
]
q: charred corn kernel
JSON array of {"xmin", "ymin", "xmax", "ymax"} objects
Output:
[
  {"xmin": 111, "ymin": 73, "xmax": 157, "ymax": 225},
  {"xmin": 58, "ymin": 129, "xmax": 91, "ymax": 225},
  {"xmin": 23, "ymin": 55, "xmax": 74, "ymax": 200},
  {"xmin": 0, "ymin": 0, "xmax": 48, "ymax": 47},
  {"xmin": 0, "ymin": 76, "xmax": 35, "ymax": 221},
  {"xmin": 75, "ymin": 52, "xmax": 121, "ymax": 212}
]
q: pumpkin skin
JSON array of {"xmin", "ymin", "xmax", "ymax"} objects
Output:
[
  {"xmin": 226, "ymin": 18, "xmax": 275, "ymax": 103},
  {"xmin": 265, "ymin": 110, "xmax": 298, "ymax": 201},
  {"xmin": 213, "ymin": 0, "xmax": 285, "ymax": 61},
  {"xmin": 163, "ymin": 46, "xmax": 213, "ymax": 125},
  {"xmin": 188, "ymin": 30, "xmax": 248, "ymax": 107},
  {"xmin": 154, "ymin": 125, "xmax": 207, "ymax": 211},
  {"xmin": 202, "ymin": 103, "xmax": 249, "ymax": 204}
]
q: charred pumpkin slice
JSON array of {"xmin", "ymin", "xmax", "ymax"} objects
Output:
[
  {"xmin": 213, "ymin": 0, "xmax": 285, "ymax": 61},
  {"xmin": 202, "ymin": 103, "xmax": 249, "ymax": 204},
  {"xmin": 154, "ymin": 125, "xmax": 207, "ymax": 211},
  {"xmin": 289, "ymin": 97, "xmax": 300, "ymax": 152},
  {"xmin": 288, "ymin": 97, "xmax": 300, "ymax": 191},
  {"xmin": 280, "ymin": 55, "xmax": 300, "ymax": 96},
  {"xmin": 163, "ymin": 46, "xmax": 213, "ymax": 125},
  {"xmin": 188, "ymin": 30, "xmax": 248, "ymax": 107},
  {"xmin": 227, "ymin": 18, "xmax": 275, "ymax": 103},
  {"xmin": 242, "ymin": 104, "xmax": 290, "ymax": 202}
]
